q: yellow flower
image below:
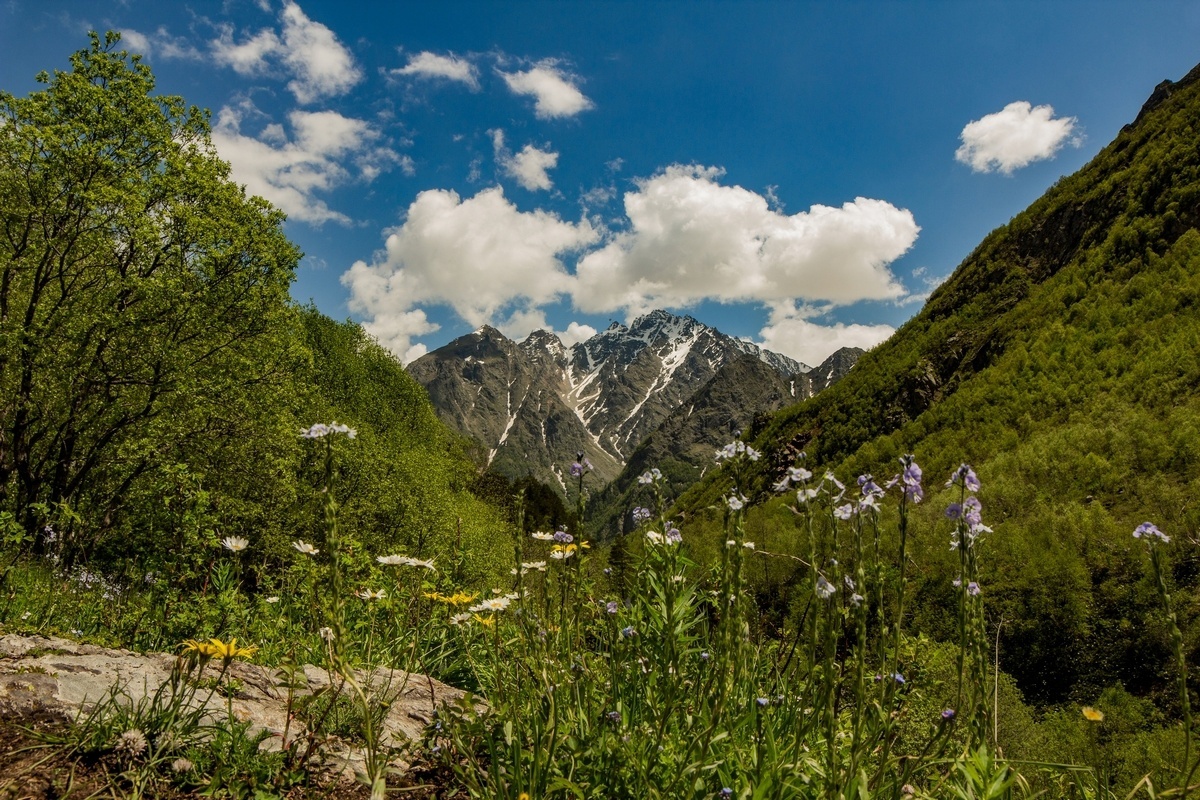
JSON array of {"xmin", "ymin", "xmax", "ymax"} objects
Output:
[
  {"xmin": 578, "ymin": 540, "xmax": 591, "ymax": 549},
  {"xmin": 181, "ymin": 639, "xmax": 215, "ymax": 658},
  {"xmin": 423, "ymin": 591, "xmax": 478, "ymax": 606},
  {"xmin": 1082, "ymin": 706, "xmax": 1104, "ymax": 722},
  {"xmin": 519, "ymin": 794, "xmax": 531, "ymax": 800},
  {"xmin": 204, "ymin": 637, "xmax": 259, "ymax": 661},
  {"xmin": 473, "ymin": 614, "xmax": 496, "ymax": 627}
]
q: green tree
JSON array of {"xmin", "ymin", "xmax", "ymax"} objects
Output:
[{"xmin": 0, "ymin": 32, "xmax": 301, "ymax": 558}]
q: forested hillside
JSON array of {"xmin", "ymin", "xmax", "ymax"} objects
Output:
[
  {"xmin": 0, "ymin": 35, "xmax": 513, "ymax": 611},
  {"xmin": 670, "ymin": 61, "xmax": 1200, "ymax": 708}
]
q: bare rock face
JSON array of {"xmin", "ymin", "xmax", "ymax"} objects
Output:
[
  {"xmin": 407, "ymin": 310, "xmax": 815, "ymax": 497},
  {"xmin": 0, "ymin": 633, "xmax": 466, "ymax": 781}
]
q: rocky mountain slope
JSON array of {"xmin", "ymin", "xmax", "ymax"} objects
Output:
[{"xmin": 407, "ymin": 310, "xmax": 855, "ymax": 496}]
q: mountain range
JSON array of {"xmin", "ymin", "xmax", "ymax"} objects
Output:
[{"xmin": 406, "ymin": 310, "xmax": 860, "ymax": 498}]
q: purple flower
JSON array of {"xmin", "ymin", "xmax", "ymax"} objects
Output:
[
  {"xmin": 699, "ymin": 651, "xmax": 711, "ymax": 661},
  {"xmin": 720, "ymin": 789, "xmax": 733, "ymax": 799},
  {"xmin": 789, "ymin": 466, "xmax": 813, "ymax": 483},
  {"xmin": 947, "ymin": 464, "xmax": 980, "ymax": 492},
  {"xmin": 815, "ymin": 575, "xmax": 836, "ymax": 600},
  {"xmin": 942, "ymin": 708, "xmax": 956, "ymax": 720},
  {"xmin": 553, "ymin": 530, "xmax": 573, "ymax": 543},
  {"xmin": 967, "ymin": 582, "xmax": 981, "ymax": 596},
  {"xmin": 756, "ymin": 697, "xmax": 769, "ymax": 707},
  {"xmin": 945, "ymin": 503, "xmax": 963, "ymax": 520},
  {"xmin": 892, "ymin": 672, "xmax": 906, "ymax": 685},
  {"xmin": 606, "ymin": 601, "xmax": 619, "ymax": 614},
  {"xmin": 632, "ymin": 507, "xmax": 652, "ymax": 524},
  {"xmin": 570, "ymin": 462, "xmax": 585, "ymax": 478},
  {"xmin": 834, "ymin": 503, "xmax": 854, "ymax": 520},
  {"xmin": 620, "ymin": 626, "xmax": 636, "ymax": 638},
  {"xmin": 607, "ymin": 711, "xmax": 621, "ymax": 723},
  {"xmin": 1133, "ymin": 522, "xmax": 1170, "ymax": 543},
  {"xmin": 665, "ymin": 527, "xmax": 682, "ymax": 544}
]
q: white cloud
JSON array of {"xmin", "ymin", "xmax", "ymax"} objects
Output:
[
  {"xmin": 758, "ymin": 304, "xmax": 895, "ymax": 366},
  {"xmin": 121, "ymin": 27, "xmax": 202, "ymax": 60},
  {"xmin": 342, "ymin": 187, "xmax": 597, "ymax": 361},
  {"xmin": 500, "ymin": 61, "xmax": 593, "ymax": 119},
  {"xmin": 394, "ymin": 51, "xmax": 479, "ymax": 90},
  {"xmin": 573, "ymin": 165, "xmax": 918, "ymax": 316},
  {"xmin": 205, "ymin": 2, "xmax": 360, "ymax": 103},
  {"xmin": 492, "ymin": 130, "xmax": 558, "ymax": 191},
  {"xmin": 278, "ymin": 2, "xmax": 361, "ymax": 103},
  {"xmin": 211, "ymin": 104, "xmax": 400, "ymax": 225},
  {"xmin": 956, "ymin": 101, "xmax": 1081, "ymax": 174},
  {"xmin": 210, "ymin": 25, "xmax": 281, "ymax": 75},
  {"xmin": 497, "ymin": 309, "xmax": 597, "ymax": 348}
]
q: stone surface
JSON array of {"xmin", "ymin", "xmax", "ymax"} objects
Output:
[{"xmin": 0, "ymin": 633, "xmax": 468, "ymax": 781}]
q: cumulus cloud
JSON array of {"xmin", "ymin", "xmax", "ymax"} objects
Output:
[
  {"xmin": 500, "ymin": 61, "xmax": 593, "ymax": 119},
  {"xmin": 206, "ymin": 1, "xmax": 360, "ymax": 103},
  {"xmin": 956, "ymin": 101, "xmax": 1081, "ymax": 174},
  {"xmin": 492, "ymin": 130, "xmax": 559, "ymax": 191},
  {"xmin": 393, "ymin": 51, "xmax": 479, "ymax": 90},
  {"xmin": 758, "ymin": 303, "xmax": 895, "ymax": 366},
  {"xmin": 342, "ymin": 187, "xmax": 597, "ymax": 361},
  {"xmin": 574, "ymin": 165, "xmax": 918, "ymax": 316},
  {"xmin": 211, "ymin": 104, "xmax": 402, "ymax": 225},
  {"xmin": 497, "ymin": 309, "xmax": 596, "ymax": 347}
]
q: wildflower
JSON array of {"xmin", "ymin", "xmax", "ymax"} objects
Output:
[
  {"xmin": 356, "ymin": 588, "xmax": 386, "ymax": 600},
  {"xmin": 172, "ymin": 757, "xmax": 194, "ymax": 773},
  {"xmin": 850, "ymin": 593, "xmax": 864, "ymax": 606},
  {"xmin": 756, "ymin": 697, "xmax": 769, "ymax": 707},
  {"xmin": 221, "ymin": 536, "xmax": 249, "ymax": 553},
  {"xmin": 844, "ymin": 575, "xmax": 856, "ymax": 590},
  {"xmin": 292, "ymin": 540, "xmax": 319, "ymax": 556},
  {"xmin": 726, "ymin": 493, "xmax": 746, "ymax": 511},
  {"xmin": 450, "ymin": 612, "xmax": 471, "ymax": 626},
  {"xmin": 796, "ymin": 486, "xmax": 821, "ymax": 503},
  {"xmin": 531, "ymin": 531, "xmax": 555, "ymax": 540},
  {"xmin": 665, "ymin": 527, "xmax": 682, "ymax": 544},
  {"xmin": 720, "ymin": 789, "xmax": 733, "ymax": 799},
  {"xmin": 377, "ymin": 554, "xmax": 407, "ymax": 565},
  {"xmin": 205, "ymin": 638, "xmax": 259, "ymax": 661},
  {"xmin": 742, "ymin": 541, "xmax": 756, "ymax": 550},
  {"xmin": 833, "ymin": 503, "xmax": 854, "ymax": 520},
  {"xmin": 470, "ymin": 596, "xmax": 513, "ymax": 613},
  {"xmin": 645, "ymin": 530, "xmax": 664, "ymax": 544},
  {"xmin": 1133, "ymin": 522, "xmax": 1169, "ymax": 543},
  {"xmin": 318, "ymin": 627, "xmax": 334, "ymax": 642},
  {"xmin": 606, "ymin": 710, "xmax": 621, "ymax": 723},
  {"xmin": 772, "ymin": 476, "xmax": 792, "ymax": 493},
  {"xmin": 947, "ymin": 464, "xmax": 980, "ymax": 492},
  {"xmin": 963, "ymin": 496, "xmax": 983, "ymax": 527},
  {"xmin": 521, "ymin": 561, "xmax": 548, "ymax": 573},
  {"xmin": 621, "ymin": 626, "xmax": 636, "ymax": 638},
  {"xmin": 632, "ymin": 506, "xmax": 653, "ymax": 523},
  {"xmin": 553, "ymin": 530, "xmax": 574, "ymax": 543},
  {"xmin": 945, "ymin": 503, "xmax": 963, "ymax": 520},
  {"xmin": 638, "ymin": 468, "xmax": 663, "ymax": 484},
  {"xmin": 815, "ymin": 575, "xmax": 836, "ymax": 600},
  {"xmin": 942, "ymin": 708, "xmax": 957, "ymax": 720},
  {"xmin": 116, "ymin": 728, "xmax": 148, "ymax": 757},
  {"xmin": 407, "ymin": 557, "xmax": 436, "ymax": 570},
  {"xmin": 892, "ymin": 672, "xmax": 906, "ymax": 684},
  {"xmin": 967, "ymin": 581, "xmax": 981, "ymax": 596},
  {"xmin": 790, "ymin": 466, "xmax": 813, "ymax": 483},
  {"xmin": 265, "ymin": 596, "xmax": 280, "ymax": 604},
  {"xmin": 1082, "ymin": 706, "xmax": 1105, "ymax": 722},
  {"xmin": 300, "ymin": 422, "xmax": 356, "ymax": 439},
  {"xmin": 952, "ymin": 578, "xmax": 962, "ymax": 587},
  {"xmin": 606, "ymin": 601, "xmax": 619, "ymax": 614},
  {"xmin": 726, "ymin": 539, "xmax": 737, "ymax": 547},
  {"xmin": 700, "ymin": 651, "xmax": 710, "ymax": 661}
]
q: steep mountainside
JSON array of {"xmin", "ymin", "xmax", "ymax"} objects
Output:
[
  {"xmin": 672, "ymin": 61, "xmax": 1200, "ymax": 706},
  {"xmin": 407, "ymin": 310, "xmax": 822, "ymax": 495}
]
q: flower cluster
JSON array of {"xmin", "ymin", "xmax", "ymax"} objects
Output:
[
  {"xmin": 376, "ymin": 554, "xmax": 436, "ymax": 570},
  {"xmin": 181, "ymin": 637, "xmax": 259, "ymax": 661},
  {"xmin": 1133, "ymin": 522, "xmax": 1169, "ymax": 543},
  {"xmin": 300, "ymin": 422, "xmax": 356, "ymax": 439},
  {"xmin": 715, "ymin": 440, "xmax": 761, "ymax": 462},
  {"xmin": 637, "ymin": 468, "xmax": 663, "ymax": 485},
  {"xmin": 570, "ymin": 456, "xmax": 593, "ymax": 477},
  {"xmin": 885, "ymin": 455, "xmax": 924, "ymax": 503}
]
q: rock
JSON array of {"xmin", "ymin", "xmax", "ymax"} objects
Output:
[{"xmin": 0, "ymin": 633, "xmax": 469, "ymax": 782}]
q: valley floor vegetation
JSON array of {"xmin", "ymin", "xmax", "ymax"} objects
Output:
[{"xmin": 1, "ymin": 432, "xmax": 1196, "ymax": 798}]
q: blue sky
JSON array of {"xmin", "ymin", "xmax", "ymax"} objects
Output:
[{"xmin": 3, "ymin": 2, "xmax": 1198, "ymax": 366}]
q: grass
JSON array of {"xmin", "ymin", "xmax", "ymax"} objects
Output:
[{"xmin": 0, "ymin": 430, "xmax": 1195, "ymax": 799}]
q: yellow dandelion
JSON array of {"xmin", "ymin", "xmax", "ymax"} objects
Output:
[
  {"xmin": 473, "ymin": 614, "xmax": 496, "ymax": 627},
  {"xmin": 205, "ymin": 637, "xmax": 259, "ymax": 661},
  {"xmin": 181, "ymin": 639, "xmax": 215, "ymax": 658},
  {"xmin": 1082, "ymin": 706, "xmax": 1104, "ymax": 722}
]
